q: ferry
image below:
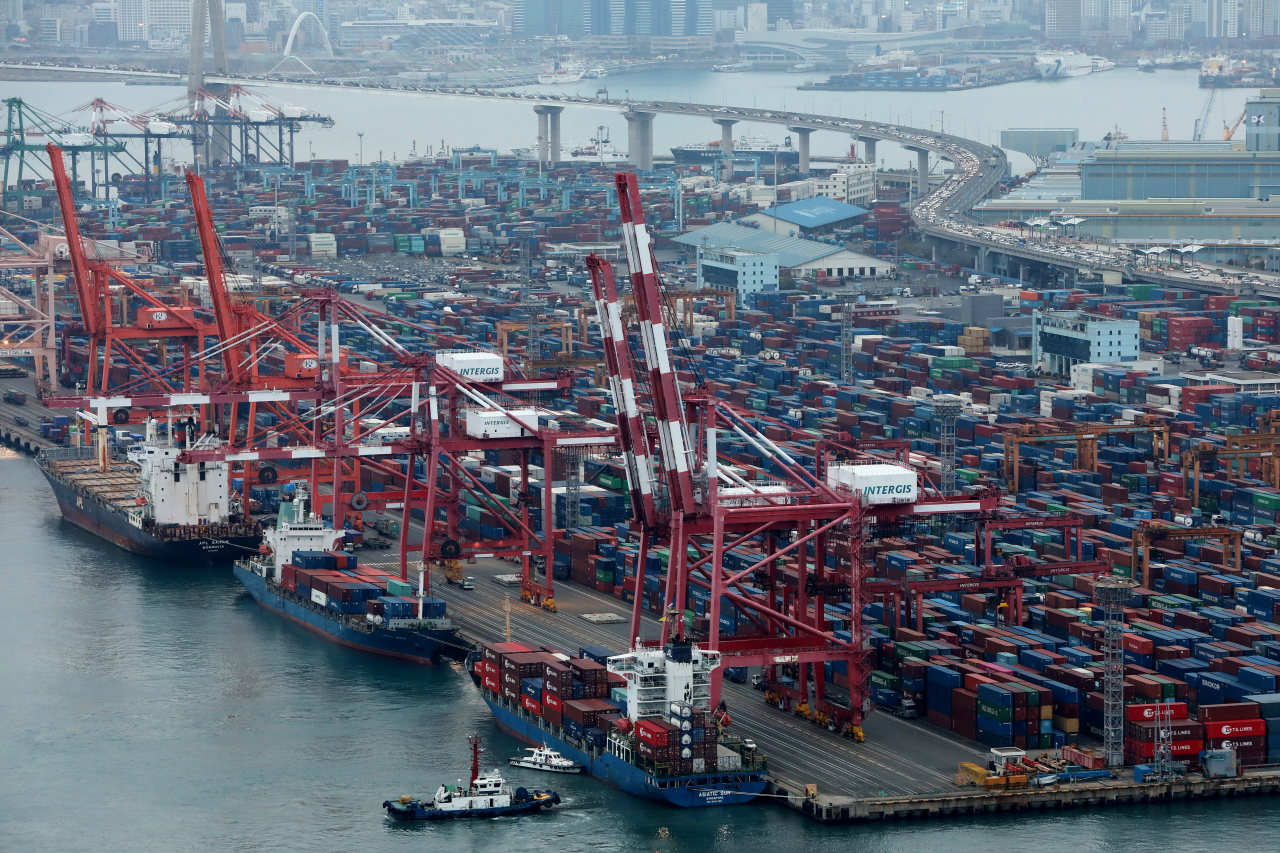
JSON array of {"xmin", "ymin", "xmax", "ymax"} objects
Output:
[
  {"xmin": 384, "ymin": 735, "xmax": 561, "ymax": 821},
  {"xmin": 1034, "ymin": 50, "xmax": 1093, "ymax": 78},
  {"xmin": 582, "ymin": 67, "xmax": 608, "ymax": 79},
  {"xmin": 670, "ymin": 135, "xmax": 799, "ymax": 166},
  {"xmin": 473, "ymin": 639, "xmax": 768, "ymax": 807},
  {"xmin": 538, "ymin": 62, "xmax": 585, "ymax": 85}
]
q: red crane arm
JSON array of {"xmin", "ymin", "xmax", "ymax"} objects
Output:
[
  {"xmin": 185, "ymin": 171, "xmax": 244, "ymax": 383},
  {"xmin": 45, "ymin": 143, "xmax": 99, "ymax": 334}
]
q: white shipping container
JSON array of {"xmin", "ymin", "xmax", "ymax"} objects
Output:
[
  {"xmin": 311, "ymin": 588, "xmax": 328, "ymax": 606},
  {"xmin": 464, "ymin": 408, "xmax": 539, "ymax": 439},
  {"xmin": 826, "ymin": 464, "xmax": 918, "ymax": 505},
  {"xmin": 438, "ymin": 351, "xmax": 505, "ymax": 382},
  {"xmin": 439, "ymin": 228, "xmax": 466, "ymax": 256}
]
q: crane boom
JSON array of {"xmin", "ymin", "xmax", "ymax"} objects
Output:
[
  {"xmin": 1224, "ymin": 109, "xmax": 1247, "ymax": 140},
  {"xmin": 186, "ymin": 171, "xmax": 245, "ymax": 384},
  {"xmin": 587, "ymin": 253, "xmax": 661, "ymax": 529},
  {"xmin": 46, "ymin": 143, "xmax": 100, "ymax": 335},
  {"xmin": 614, "ymin": 171, "xmax": 697, "ymax": 515},
  {"xmin": 1193, "ymin": 89, "xmax": 1217, "ymax": 141}
]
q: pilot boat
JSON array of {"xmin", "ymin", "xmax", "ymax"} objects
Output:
[{"xmin": 509, "ymin": 744, "xmax": 585, "ymax": 774}]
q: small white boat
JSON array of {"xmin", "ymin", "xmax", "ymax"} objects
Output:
[{"xmin": 509, "ymin": 743, "xmax": 584, "ymax": 774}]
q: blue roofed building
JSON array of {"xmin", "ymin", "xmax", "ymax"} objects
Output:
[{"xmin": 740, "ymin": 197, "xmax": 869, "ymax": 236}]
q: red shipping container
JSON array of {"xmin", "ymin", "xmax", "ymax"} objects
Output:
[
  {"xmin": 542, "ymin": 691, "xmax": 562, "ymax": 712},
  {"xmin": 522, "ymin": 694, "xmax": 541, "ymax": 716},
  {"xmin": 1125, "ymin": 702, "xmax": 1188, "ymax": 722},
  {"xmin": 1126, "ymin": 738, "xmax": 1204, "ymax": 759},
  {"xmin": 1207, "ymin": 736, "xmax": 1266, "ymax": 753},
  {"xmin": 1203, "ymin": 719, "xmax": 1266, "ymax": 739},
  {"xmin": 482, "ymin": 673, "xmax": 500, "ymax": 693},
  {"xmin": 1123, "ymin": 633, "xmax": 1155, "ymax": 655},
  {"xmin": 1198, "ymin": 702, "xmax": 1262, "ymax": 722}
]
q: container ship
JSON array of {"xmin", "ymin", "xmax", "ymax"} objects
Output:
[
  {"xmin": 471, "ymin": 639, "xmax": 768, "ymax": 807},
  {"xmin": 670, "ymin": 136, "xmax": 799, "ymax": 166},
  {"xmin": 233, "ymin": 490, "xmax": 460, "ymax": 664},
  {"xmin": 37, "ymin": 421, "xmax": 261, "ymax": 561}
]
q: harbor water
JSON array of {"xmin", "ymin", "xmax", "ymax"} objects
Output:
[
  {"xmin": 4, "ymin": 453, "xmax": 1280, "ymax": 850},
  {"xmin": 0, "ymin": 68, "xmax": 1258, "ymax": 173}
]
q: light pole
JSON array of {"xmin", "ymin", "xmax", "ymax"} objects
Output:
[{"xmin": 358, "ymin": 132, "xmax": 364, "ymax": 166}]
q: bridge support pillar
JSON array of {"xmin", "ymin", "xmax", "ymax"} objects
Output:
[
  {"xmin": 787, "ymin": 126, "xmax": 812, "ymax": 175},
  {"xmin": 976, "ymin": 246, "xmax": 990, "ymax": 272},
  {"xmin": 860, "ymin": 136, "xmax": 877, "ymax": 164},
  {"xmin": 626, "ymin": 111, "xmax": 655, "ymax": 170},
  {"xmin": 714, "ymin": 118, "xmax": 738, "ymax": 180},
  {"xmin": 534, "ymin": 105, "xmax": 564, "ymax": 167},
  {"xmin": 916, "ymin": 148, "xmax": 929, "ymax": 200}
]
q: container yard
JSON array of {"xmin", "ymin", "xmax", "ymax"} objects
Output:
[{"xmin": 11, "ymin": 131, "xmax": 1280, "ymax": 831}]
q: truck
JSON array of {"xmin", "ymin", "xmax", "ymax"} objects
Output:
[
  {"xmin": 968, "ymin": 274, "xmax": 984, "ymax": 286},
  {"xmin": 724, "ymin": 667, "xmax": 749, "ymax": 684},
  {"xmin": 3, "ymin": 389, "xmax": 26, "ymax": 405}
]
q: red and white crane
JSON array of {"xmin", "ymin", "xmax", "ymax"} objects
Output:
[{"xmin": 589, "ymin": 172, "xmax": 1003, "ymax": 734}]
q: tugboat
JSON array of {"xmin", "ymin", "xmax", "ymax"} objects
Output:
[
  {"xmin": 382, "ymin": 735, "xmax": 561, "ymax": 821},
  {"xmin": 509, "ymin": 744, "xmax": 584, "ymax": 774}
]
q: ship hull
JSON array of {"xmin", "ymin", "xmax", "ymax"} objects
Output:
[
  {"xmin": 480, "ymin": 689, "xmax": 767, "ymax": 807},
  {"xmin": 384, "ymin": 797, "xmax": 557, "ymax": 821},
  {"xmin": 670, "ymin": 148, "xmax": 799, "ymax": 166},
  {"xmin": 234, "ymin": 564, "xmax": 458, "ymax": 664},
  {"xmin": 39, "ymin": 466, "xmax": 260, "ymax": 561}
]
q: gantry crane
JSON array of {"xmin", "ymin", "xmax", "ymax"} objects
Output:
[
  {"xmin": 1130, "ymin": 524, "xmax": 1243, "ymax": 589},
  {"xmin": 867, "ymin": 552, "xmax": 1111, "ymax": 634},
  {"xmin": 1182, "ymin": 439, "xmax": 1280, "ymax": 506},
  {"xmin": 588, "ymin": 171, "xmax": 999, "ymax": 738},
  {"xmin": 48, "ymin": 143, "xmax": 214, "ymax": 397},
  {"xmin": 1002, "ymin": 417, "xmax": 1171, "ymax": 492}
]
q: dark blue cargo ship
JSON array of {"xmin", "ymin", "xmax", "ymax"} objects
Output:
[
  {"xmin": 232, "ymin": 492, "xmax": 460, "ymax": 663},
  {"xmin": 234, "ymin": 562, "xmax": 461, "ymax": 664}
]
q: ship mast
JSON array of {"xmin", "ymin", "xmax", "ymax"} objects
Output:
[{"xmin": 468, "ymin": 733, "xmax": 482, "ymax": 789}]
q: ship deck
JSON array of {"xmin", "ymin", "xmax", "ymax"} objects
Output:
[
  {"xmin": 44, "ymin": 459, "xmax": 144, "ymax": 509},
  {"xmin": 361, "ymin": 550, "xmax": 988, "ymax": 801}
]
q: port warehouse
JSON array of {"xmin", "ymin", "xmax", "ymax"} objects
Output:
[
  {"xmin": 14, "ymin": 156, "xmax": 1280, "ymax": 788},
  {"xmin": 981, "ymin": 91, "xmax": 1280, "ymax": 254}
]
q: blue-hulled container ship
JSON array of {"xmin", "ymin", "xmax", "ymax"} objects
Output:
[
  {"xmin": 234, "ymin": 492, "xmax": 459, "ymax": 664},
  {"xmin": 471, "ymin": 640, "xmax": 767, "ymax": 807}
]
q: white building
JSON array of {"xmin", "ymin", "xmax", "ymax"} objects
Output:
[
  {"xmin": 696, "ymin": 246, "xmax": 779, "ymax": 307},
  {"xmin": 675, "ymin": 222, "xmax": 890, "ymax": 284},
  {"xmin": 814, "ymin": 163, "xmax": 876, "ymax": 208},
  {"xmin": 1032, "ymin": 309, "xmax": 1140, "ymax": 376}
]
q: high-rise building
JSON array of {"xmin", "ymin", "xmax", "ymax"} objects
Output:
[
  {"xmin": 1106, "ymin": 0, "xmax": 1131, "ymax": 32},
  {"xmin": 147, "ymin": 0, "xmax": 192, "ymax": 40},
  {"xmin": 1045, "ymin": 0, "xmax": 1082, "ymax": 37},
  {"xmin": 116, "ymin": 0, "xmax": 146, "ymax": 42}
]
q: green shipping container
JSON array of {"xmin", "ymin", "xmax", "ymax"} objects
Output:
[
  {"xmin": 387, "ymin": 578, "xmax": 414, "ymax": 596},
  {"xmin": 869, "ymin": 670, "xmax": 902, "ymax": 691},
  {"xmin": 977, "ymin": 701, "xmax": 1013, "ymax": 722},
  {"xmin": 1253, "ymin": 492, "xmax": 1280, "ymax": 510}
]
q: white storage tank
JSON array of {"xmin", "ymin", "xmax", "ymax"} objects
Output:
[
  {"xmin": 465, "ymin": 408, "xmax": 539, "ymax": 439},
  {"xmin": 438, "ymin": 351, "xmax": 504, "ymax": 382},
  {"xmin": 826, "ymin": 464, "xmax": 918, "ymax": 505}
]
